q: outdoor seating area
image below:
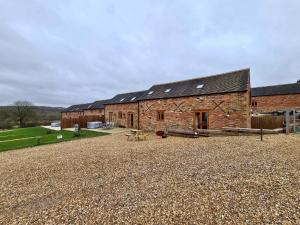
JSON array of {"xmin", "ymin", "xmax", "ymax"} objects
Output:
[
  {"xmin": 126, "ymin": 129, "xmax": 149, "ymax": 141},
  {"xmin": 85, "ymin": 121, "xmax": 115, "ymax": 129}
]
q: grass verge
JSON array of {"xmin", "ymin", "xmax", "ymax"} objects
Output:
[{"xmin": 0, "ymin": 127, "xmax": 108, "ymax": 152}]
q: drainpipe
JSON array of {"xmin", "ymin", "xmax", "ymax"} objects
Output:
[{"xmin": 104, "ymin": 106, "xmax": 105, "ymax": 123}]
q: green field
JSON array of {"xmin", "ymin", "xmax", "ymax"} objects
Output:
[{"xmin": 0, "ymin": 127, "xmax": 108, "ymax": 152}]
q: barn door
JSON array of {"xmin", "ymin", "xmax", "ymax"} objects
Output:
[
  {"xmin": 127, "ymin": 112, "xmax": 134, "ymax": 128},
  {"xmin": 194, "ymin": 111, "xmax": 209, "ymax": 130}
]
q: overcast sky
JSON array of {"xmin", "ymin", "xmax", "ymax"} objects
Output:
[{"xmin": 0, "ymin": 0, "xmax": 299, "ymax": 106}]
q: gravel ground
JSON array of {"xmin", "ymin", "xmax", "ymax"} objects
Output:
[{"xmin": 0, "ymin": 133, "xmax": 299, "ymax": 224}]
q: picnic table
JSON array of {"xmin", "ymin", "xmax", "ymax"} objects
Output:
[{"xmin": 126, "ymin": 129, "xmax": 148, "ymax": 141}]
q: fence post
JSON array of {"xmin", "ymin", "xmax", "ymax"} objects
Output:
[{"xmin": 260, "ymin": 128, "xmax": 263, "ymax": 141}]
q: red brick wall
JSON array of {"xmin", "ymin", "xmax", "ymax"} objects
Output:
[
  {"xmin": 105, "ymin": 103, "xmax": 139, "ymax": 128},
  {"xmin": 61, "ymin": 111, "xmax": 83, "ymax": 119},
  {"xmin": 251, "ymin": 94, "xmax": 300, "ymax": 113},
  {"xmin": 83, "ymin": 109, "xmax": 104, "ymax": 116},
  {"xmin": 139, "ymin": 91, "xmax": 251, "ymax": 131}
]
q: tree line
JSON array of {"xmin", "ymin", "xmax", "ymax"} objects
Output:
[{"xmin": 0, "ymin": 101, "xmax": 36, "ymax": 129}]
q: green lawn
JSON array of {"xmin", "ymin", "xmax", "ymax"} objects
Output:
[{"xmin": 0, "ymin": 127, "xmax": 109, "ymax": 152}]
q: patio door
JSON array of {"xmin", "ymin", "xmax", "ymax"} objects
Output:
[
  {"xmin": 194, "ymin": 111, "xmax": 209, "ymax": 130},
  {"xmin": 127, "ymin": 112, "xmax": 134, "ymax": 128}
]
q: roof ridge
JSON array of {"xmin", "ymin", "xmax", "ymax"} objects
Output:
[
  {"xmin": 93, "ymin": 99, "xmax": 111, "ymax": 102},
  {"xmin": 252, "ymin": 82, "xmax": 298, "ymax": 89},
  {"xmin": 150, "ymin": 68, "xmax": 250, "ymax": 87},
  {"xmin": 113, "ymin": 90, "xmax": 148, "ymax": 96}
]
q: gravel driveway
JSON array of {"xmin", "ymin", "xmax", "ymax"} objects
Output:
[{"xmin": 0, "ymin": 133, "xmax": 299, "ymax": 224}]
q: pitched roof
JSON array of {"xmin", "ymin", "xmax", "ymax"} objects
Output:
[
  {"xmin": 106, "ymin": 90, "xmax": 147, "ymax": 105},
  {"xmin": 89, "ymin": 99, "xmax": 112, "ymax": 109},
  {"xmin": 251, "ymin": 83, "xmax": 300, "ymax": 97},
  {"xmin": 63, "ymin": 103, "xmax": 93, "ymax": 112},
  {"xmin": 62, "ymin": 99, "xmax": 112, "ymax": 112},
  {"xmin": 138, "ymin": 69, "xmax": 250, "ymax": 101}
]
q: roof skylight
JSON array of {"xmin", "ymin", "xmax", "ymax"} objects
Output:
[
  {"xmin": 131, "ymin": 97, "xmax": 136, "ymax": 101},
  {"xmin": 164, "ymin": 88, "xmax": 171, "ymax": 93},
  {"xmin": 148, "ymin": 91, "xmax": 154, "ymax": 95},
  {"xmin": 196, "ymin": 84, "xmax": 204, "ymax": 89},
  {"xmin": 120, "ymin": 98, "xmax": 125, "ymax": 102}
]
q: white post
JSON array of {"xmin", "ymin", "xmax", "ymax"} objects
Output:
[
  {"xmin": 285, "ymin": 110, "xmax": 290, "ymax": 134},
  {"xmin": 293, "ymin": 108, "xmax": 296, "ymax": 133}
]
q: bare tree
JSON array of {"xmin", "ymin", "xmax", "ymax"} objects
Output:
[{"xmin": 10, "ymin": 101, "xmax": 35, "ymax": 128}]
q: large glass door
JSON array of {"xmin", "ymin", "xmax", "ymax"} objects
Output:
[{"xmin": 194, "ymin": 111, "xmax": 209, "ymax": 129}]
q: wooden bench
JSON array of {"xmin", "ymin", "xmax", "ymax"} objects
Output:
[
  {"xmin": 137, "ymin": 133, "xmax": 149, "ymax": 141},
  {"xmin": 126, "ymin": 131, "xmax": 149, "ymax": 141}
]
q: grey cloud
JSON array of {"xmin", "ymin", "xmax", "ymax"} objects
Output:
[{"xmin": 0, "ymin": 0, "xmax": 299, "ymax": 106}]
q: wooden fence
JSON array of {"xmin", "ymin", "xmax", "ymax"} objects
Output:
[
  {"xmin": 61, "ymin": 115, "xmax": 104, "ymax": 129},
  {"xmin": 251, "ymin": 116, "xmax": 284, "ymax": 129}
]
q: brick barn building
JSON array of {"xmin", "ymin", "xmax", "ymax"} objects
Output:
[
  {"xmin": 62, "ymin": 68, "xmax": 252, "ymax": 131},
  {"xmin": 83, "ymin": 99, "xmax": 111, "ymax": 119},
  {"xmin": 61, "ymin": 103, "xmax": 92, "ymax": 120},
  {"xmin": 61, "ymin": 99, "xmax": 111, "ymax": 128},
  {"xmin": 137, "ymin": 69, "xmax": 251, "ymax": 131},
  {"xmin": 251, "ymin": 81, "xmax": 300, "ymax": 113},
  {"xmin": 104, "ymin": 91, "xmax": 147, "ymax": 129}
]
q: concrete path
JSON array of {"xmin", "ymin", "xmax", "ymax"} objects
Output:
[
  {"xmin": 41, "ymin": 126, "xmax": 61, "ymax": 131},
  {"xmin": 58, "ymin": 127, "xmax": 131, "ymax": 134},
  {"xmin": 82, "ymin": 127, "xmax": 132, "ymax": 134}
]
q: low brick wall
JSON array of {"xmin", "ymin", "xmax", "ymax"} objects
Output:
[{"xmin": 252, "ymin": 94, "xmax": 300, "ymax": 113}]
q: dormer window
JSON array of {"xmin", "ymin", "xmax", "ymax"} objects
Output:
[
  {"xmin": 196, "ymin": 84, "xmax": 204, "ymax": 89},
  {"xmin": 131, "ymin": 97, "xmax": 136, "ymax": 101},
  {"xmin": 120, "ymin": 98, "xmax": 125, "ymax": 102},
  {"xmin": 148, "ymin": 91, "xmax": 154, "ymax": 95},
  {"xmin": 164, "ymin": 88, "xmax": 171, "ymax": 93}
]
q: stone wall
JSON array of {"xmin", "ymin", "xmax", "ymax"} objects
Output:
[
  {"xmin": 105, "ymin": 103, "xmax": 139, "ymax": 128},
  {"xmin": 251, "ymin": 94, "xmax": 300, "ymax": 113},
  {"xmin": 139, "ymin": 91, "xmax": 251, "ymax": 131}
]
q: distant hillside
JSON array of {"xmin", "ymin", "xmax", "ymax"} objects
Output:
[
  {"xmin": 0, "ymin": 106, "xmax": 65, "ymax": 128},
  {"xmin": 33, "ymin": 106, "xmax": 65, "ymax": 121}
]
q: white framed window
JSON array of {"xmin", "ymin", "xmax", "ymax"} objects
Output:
[{"xmin": 196, "ymin": 84, "xmax": 204, "ymax": 89}]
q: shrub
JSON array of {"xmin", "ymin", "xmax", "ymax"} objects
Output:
[{"xmin": 73, "ymin": 132, "xmax": 81, "ymax": 137}]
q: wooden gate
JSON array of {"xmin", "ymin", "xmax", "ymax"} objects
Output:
[{"xmin": 251, "ymin": 116, "xmax": 284, "ymax": 129}]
